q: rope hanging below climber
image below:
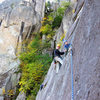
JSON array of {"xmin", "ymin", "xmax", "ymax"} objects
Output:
[{"xmin": 70, "ymin": 46, "xmax": 74, "ymax": 100}]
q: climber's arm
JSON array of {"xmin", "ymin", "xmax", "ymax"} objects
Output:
[{"xmin": 56, "ymin": 49, "xmax": 64, "ymax": 55}]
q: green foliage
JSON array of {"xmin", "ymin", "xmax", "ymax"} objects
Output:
[
  {"xmin": 60, "ymin": 31, "xmax": 66, "ymax": 41},
  {"xmin": 40, "ymin": 15, "xmax": 55, "ymax": 39},
  {"xmin": 52, "ymin": 2, "xmax": 70, "ymax": 29},
  {"xmin": 40, "ymin": 1, "xmax": 70, "ymax": 39},
  {"xmin": 19, "ymin": 37, "xmax": 52, "ymax": 99},
  {"xmin": 52, "ymin": 15, "xmax": 62, "ymax": 29},
  {"xmin": 47, "ymin": 31, "xmax": 55, "ymax": 39},
  {"xmin": 61, "ymin": 1, "xmax": 70, "ymax": 9},
  {"xmin": 27, "ymin": 95, "xmax": 35, "ymax": 100},
  {"xmin": 48, "ymin": 15, "xmax": 54, "ymax": 22},
  {"xmin": 40, "ymin": 24, "xmax": 52, "ymax": 35},
  {"xmin": 57, "ymin": 7, "xmax": 65, "ymax": 16}
]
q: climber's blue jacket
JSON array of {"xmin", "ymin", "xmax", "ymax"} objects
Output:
[
  {"xmin": 64, "ymin": 44, "xmax": 71, "ymax": 50},
  {"xmin": 54, "ymin": 49, "xmax": 64, "ymax": 57}
]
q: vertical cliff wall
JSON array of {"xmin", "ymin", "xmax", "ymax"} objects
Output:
[
  {"xmin": 0, "ymin": 0, "xmax": 45, "ymax": 99},
  {"xmin": 36, "ymin": 0, "xmax": 100, "ymax": 100}
]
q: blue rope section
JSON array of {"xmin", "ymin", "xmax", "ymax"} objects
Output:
[
  {"xmin": 63, "ymin": 17, "xmax": 79, "ymax": 100},
  {"xmin": 64, "ymin": 14, "xmax": 79, "ymax": 100},
  {"xmin": 69, "ymin": 20, "xmax": 77, "ymax": 100},
  {"xmin": 70, "ymin": 48, "xmax": 74, "ymax": 100}
]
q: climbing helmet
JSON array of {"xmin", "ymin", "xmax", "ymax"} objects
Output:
[{"xmin": 57, "ymin": 44, "xmax": 61, "ymax": 47}]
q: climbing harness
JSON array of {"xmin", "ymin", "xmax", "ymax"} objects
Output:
[{"xmin": 70, "ymin": 47, "xmax": 74, "ymax": 100}]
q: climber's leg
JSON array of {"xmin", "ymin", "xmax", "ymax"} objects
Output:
[
  {"xmin": 53, "ymin": 58, "xmax": 56, "ymax": 64},
  {"xmin": 56, "ymin": 62, "xmax": 59, "ymax": 73},
  {"xmin": 55, "ymin": 57, "xmax": 63, "ymax": 65},
  {"xmin": 59, "ymin": 63, "xmax": 62, "ymax": 69},
  {"xmin": 54, "ymin": 64, "xmax": 56, "ymax": 70}
]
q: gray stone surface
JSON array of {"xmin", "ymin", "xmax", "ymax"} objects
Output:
[
  {"xmin": 0, "ymin": 96, "xmax": 4, "ymax": 100},
  {"xmin": 36, "ymin": 0, "xmax": 100, "ymax": 100},
  {"xmin": 16, "ymin": 92, "xmax": 26, "ymax": 100}
]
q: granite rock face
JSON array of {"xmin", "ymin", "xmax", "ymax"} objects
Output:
[
  {"xmin": 16, "ymin": 92, "xmax": 26, "ymax": 100},
  {"xmin": 36, "ymin": 0, "xmax": 100, "ymax": 100},
  {"xmin": 0, "ymin": 0, "xmax": 45, "ymax": 99},
  {"xmin": 0, "ymin": 0, "xmax": 45, "ymax": 55}
]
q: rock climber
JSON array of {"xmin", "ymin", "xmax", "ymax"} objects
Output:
[
  {"xmin": 54, "ymin": 44, "xmax": 65, "ymax": 73},
  {"xmin": 54, "ymin": 44, "xmax": 65, "ymax": 65},
  {"xmin": 64, "ymin": 40, "xmax": 71, "ymax": 56}
]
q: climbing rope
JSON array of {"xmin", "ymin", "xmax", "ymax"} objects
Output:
[
  {"xmin": 70, "ymin": 47, "xmax": 74, "ymax": 100},
  {"xmin": 66, "ymin": 17, "xmax": 80, "ymax": 100},
  {"xmin": 65, "ymin": 20, "xmax": 78, "ymax": 100},
  {"xmin": 63, "ymin": 36, "xmax": 74, "ymax": 100},
  {"xmin": 69, "ymin": 27, "xmax": 76, "ymax": 100}
]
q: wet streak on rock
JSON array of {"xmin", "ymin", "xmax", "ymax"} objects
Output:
[
  {"xmin": 15, "ymin": 22, "xmax": 25, "ymax": 54},
  {"xmin": 73, "ymin": 0, "xmax": 84, "ymax": 21},
  {"xmin": 26, "ymin": 25, "xmax": 33, "ymax": 39},
  {"xmin": 20, "ymin": 22, "xmax": 25, "ymax": 40},
  {"xmin": 0, "ymin": 20, "xmax": 2, "ymax": 27}
]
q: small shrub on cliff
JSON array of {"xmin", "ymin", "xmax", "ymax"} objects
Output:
[
  {"xmin": 40, "ymin": 16, "xmax": 55, "ymax": 40},
  {"xmin": 61, "ymin": 1, "xmax": 70, "ymax": 9},
  {"xmin": 52, "ymin": 15, "xmax": 62, "ymax": 29},
  {"xmin": 40, "ymin": 24, "xmax": 52, "ymax": 35}
]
